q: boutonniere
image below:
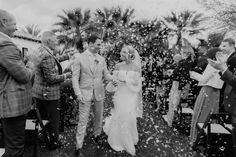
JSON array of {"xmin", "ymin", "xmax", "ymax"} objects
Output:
[{"xmin": 95, "ymin": 58, "xmax": 99, "ymax": 64}]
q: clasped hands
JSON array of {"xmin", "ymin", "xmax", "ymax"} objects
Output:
[
  {"xmin": 110, "ymin": 77, "xmax": 126, "ymax": 87},
  {"xmin": 208, "ymin": 51, "xmax": 228, "ymax": 72},
  {"xmin": 190, "ymin": 52, "xmax": 228, "ymax": 79}
]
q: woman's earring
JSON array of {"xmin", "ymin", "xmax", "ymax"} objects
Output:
[{"xmin": 130, "ymin": 54, "xmax": 135, "ymax": 60}]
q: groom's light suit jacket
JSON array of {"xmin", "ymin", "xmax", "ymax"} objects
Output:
[{"xmin": 72, "ymin": 50, "xmax": 111, "ymax": 101}]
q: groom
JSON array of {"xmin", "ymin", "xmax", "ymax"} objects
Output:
[{"xmin": 72, "ymin": 34, "xmax": 112, "ymax": 157}]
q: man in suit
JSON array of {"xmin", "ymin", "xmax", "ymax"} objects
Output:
[
  {"xmin": 32, "ymin": 31, "xmax": 73, "ymax": 150},
  {"xmin": 0, "ymin": 10, "xmax": 35, "ymax": 157},
  {"xmin": 209, "ymin": 38, "xmax": 236, "ymax": 156},
  {"xmin": 72, "ymin": 34, "xmax": 112, "ymax": 157}
]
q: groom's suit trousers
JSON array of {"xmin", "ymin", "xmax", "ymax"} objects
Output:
[{"xmin": 76, "ymin": 95, "xmax": 104, "ymax": 149}]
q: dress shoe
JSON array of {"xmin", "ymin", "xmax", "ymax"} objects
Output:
[{"xmin": 74, "ymin": 149, "xmax": 84, "ymax": 157}]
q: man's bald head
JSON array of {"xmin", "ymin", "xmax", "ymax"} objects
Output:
[
  {"xmin": 0, "ymin": 9, "xmax": 17, "ymax": 37},
  {"xmin": 0, "ymin": 9, "xmax": 14, "ymax": 21}
]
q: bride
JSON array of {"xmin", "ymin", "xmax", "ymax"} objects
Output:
[{"xmin": 103, "ymin": 44, "xmax": 142, "ymax": 156}]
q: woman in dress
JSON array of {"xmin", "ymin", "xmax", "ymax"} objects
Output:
[
  {"xmin": 189, "ymin": 47, "xmax": 224, "ymax": 145},
  {"xmin": 104, "ymin": 44, "xmax": 142, "ymax": 156}
]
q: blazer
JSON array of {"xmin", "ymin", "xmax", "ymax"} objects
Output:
[
  {"xmin": 221, "ymin": 51, "xmax": 236, "ymax": 115},
  {"xmin": 72, "ymin": 50, "xmax": 112, "ymax": 101},
  {"xmin": 32, "ymin": 45, "xmax": 69, "ymax": 100},
  {"xmin": 0, "ymin": 33, "xmax": 34, "ymax": 118}
]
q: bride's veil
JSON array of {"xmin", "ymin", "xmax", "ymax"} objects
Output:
[{"xmin": 132, "ymin": 47, "xmax": 143, "ymax": 118}]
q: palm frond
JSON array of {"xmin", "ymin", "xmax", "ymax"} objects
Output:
[
  {"xmin": 82, "ymin": 9, "xmax": 91, "ymax": 25},
  {"xmin": 21, "ymin": 24, "xmax": 41, "ymax": 37},
  {"xmin": 181, "ymin": 10, "xmax": 193, "ymax": 24},
  {"xmin": 95, "ymin": 9, "xmax": 106, "ymax": 21},
  {"xmin": 112, "ymin": 6, "xmax": 122, "ymax": 23},
  {"xmin": 189, "ymin": 13, "xmax": 204, "ymax": 27},
  {"xmin": 121, "ymin": 8, "xmax": 135, "ymax": 26},
  {"xmin": 104, "ymin": 7, "xmax": 111, "ymax": 19}
]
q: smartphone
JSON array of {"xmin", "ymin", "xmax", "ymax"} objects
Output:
[{"xmin": 22, "ymin": 47, "xmax": 28, "ymax": 57}]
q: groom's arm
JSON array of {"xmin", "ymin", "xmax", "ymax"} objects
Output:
[{"xmin": 72, "ymin": 55, "xmax": 82, "ymax": 97}]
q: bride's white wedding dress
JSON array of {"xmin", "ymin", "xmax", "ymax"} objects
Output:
[{"xmin": 104, "ymin": 70, "xmax": 142, "ymax": 156}]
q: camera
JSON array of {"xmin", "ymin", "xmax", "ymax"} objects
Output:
[{"xmin": 20, "ymin": 47, "xmax": 28, "ymax": 58}]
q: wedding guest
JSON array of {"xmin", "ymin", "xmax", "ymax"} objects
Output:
[
  {"xmin": 0, "ymin": 9, "xmax": 35, "ymax": 157},
  {"xmin": 208, "ymin": 38, "xmax": 236, "ymax": 156},
  {"xmin": 172, "ymin": 46, "xmax": 196, "ymax": 100},
  {"xmin": 189, "ymin": 47, "xmax": 224, "ymax": 145},
  {"xmin": 32, "ymin": 31, "xmax": 73, "ymax": 150}
]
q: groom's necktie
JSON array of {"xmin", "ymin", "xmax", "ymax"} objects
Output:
[{"xmin": 90, "ymin": 54, "xmax": 97, "ymax": 73}]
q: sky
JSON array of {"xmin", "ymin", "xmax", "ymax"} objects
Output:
[{"xmin": 0, "ymin": 0, "xmax": 206, "ymax": 31}]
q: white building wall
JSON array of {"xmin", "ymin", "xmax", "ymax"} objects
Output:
[{"xmin": 12, "ymin": 37, "xmax": 41, "ymax": 53}]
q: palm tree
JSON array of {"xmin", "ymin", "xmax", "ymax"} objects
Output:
[
  {"xmin": 54, "ymin": 8, "xmax": 91, "ymax": 52},
  {"xmin": 93, "ymin": 6, "xmax": 135, "ymax": 42},
  {"xmin": 20, "ymin": 24, "xmax": 41, "ymax": 37},
  {"xmin": 198, "ymin": 0, "xmax": 236, "ymax": 31},
  {"xmin": 129, "ymin": 19, "xmax": 169, "ymax": 57},
  {"xmin": 163, "ymin": 10, "xmax": 207, "ymax": 51}
]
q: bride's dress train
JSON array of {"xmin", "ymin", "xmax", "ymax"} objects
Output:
[{"xmin": 104, "ymin": 70, "xmax": 142, "ymax": 155}]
